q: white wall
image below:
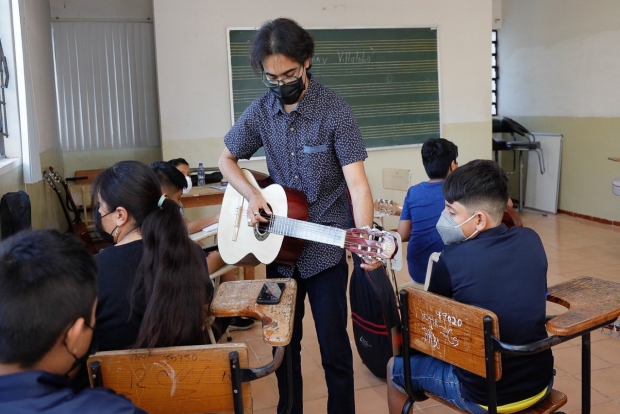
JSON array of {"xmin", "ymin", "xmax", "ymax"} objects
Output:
[
  {"xmin": 499, "ymin": 0, "xmax": 620, "ymax": 222},
  {"xmin": 153, "ymin": 0, "xmax": 493, "ymax": 204}
]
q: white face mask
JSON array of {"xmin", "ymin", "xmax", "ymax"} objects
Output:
[{"xmin": 182, "ymin": 176, "xmax": 192, "ymax": 194}]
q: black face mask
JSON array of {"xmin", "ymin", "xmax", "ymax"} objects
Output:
[
  {"xmin": 64, "ymin": 322, "xmax": 98, "ymax": 376},
  {"xmin": 269, "ymin": 75, "xmax": 306, "ymax": 105},
  {"xmin": 94, "ymin": 209, "xmax": 115, "ymax": 244}
]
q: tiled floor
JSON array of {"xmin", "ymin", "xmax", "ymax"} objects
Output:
[{"xmin": 227, "ymin": 212, "xmax": 620, "ymax": 413}]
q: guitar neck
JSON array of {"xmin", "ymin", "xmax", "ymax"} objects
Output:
[{"xmin": 268, "ymin": 216, "xmax": 346, "ymax": 248}]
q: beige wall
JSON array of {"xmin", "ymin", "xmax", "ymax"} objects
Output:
[
  {"xmin": 153, "ymin": 0, "xmax": 493, "ymax": 200},
  {"xmin": 500, "ymin": 0, "xmax": 620, "ymax": 221}
]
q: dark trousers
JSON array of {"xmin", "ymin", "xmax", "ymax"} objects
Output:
[{"xmin": 267, "ymin": 252, "xmax": 355, "ymax": 414}]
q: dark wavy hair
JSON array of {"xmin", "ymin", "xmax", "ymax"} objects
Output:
[
  {"xmin": 151, "ymin": 161, "xmax": 187, "ymax": 192},
  {"xmin": 92, "ymin": 161, "xmax": 209, "ymax": 348},
  {"xmin": 0, "ymin": 230, "xmax": 97, "ymax": 367},
  {"xmin": 250, "ymin": 17, "xmax": 314, "ymax": 74}
]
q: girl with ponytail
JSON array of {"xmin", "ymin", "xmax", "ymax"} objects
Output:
[{"xmin": 92, "ymin": 161, "xmax": 212, "ymax": 351}]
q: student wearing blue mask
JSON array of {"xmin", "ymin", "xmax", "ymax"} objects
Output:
[
  {"xmin": 0, "ymin": 230, "xmax": 145, "ymax": 413},
  {"xmin": 388, "ymin": 160, "xmax": 553, "ymax": 414},
  {"xmin": 219, "ymin": 17, "xmax": 380, "ymax": 414}
]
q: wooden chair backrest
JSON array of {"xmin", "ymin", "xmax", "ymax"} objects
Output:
[
  {"xmin": 404, "ymin": 287, "xmax": 501, "ymax": 379},
  {"xmin": 74, "ymin": 168, "xmax": 106, "ymax": 185},
  {"xmin": 87, "ymin": 344, "xmax": 251, "ymax": 414}
]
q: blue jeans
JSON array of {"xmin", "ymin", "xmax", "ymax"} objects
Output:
[
  {"xmin": 268, "ymin": 252, "xmax": 354, "ymax": 414},
  {"xmin": 391, "ymin": 354, "xmax": 553, "ymax": 414}
]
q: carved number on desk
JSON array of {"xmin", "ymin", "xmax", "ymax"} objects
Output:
[{"xmin": 420, "ymin": 310, "xmax": 461, "ymax": 350}]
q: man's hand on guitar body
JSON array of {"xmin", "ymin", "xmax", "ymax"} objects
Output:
[{"xmin": 246, "ymin": 194, "xmax": 272, "ymax": 227}]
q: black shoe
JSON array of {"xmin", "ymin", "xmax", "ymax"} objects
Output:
[{"xmin": 228, "ymin": 317, "xmax": 255, "ymax": 331}]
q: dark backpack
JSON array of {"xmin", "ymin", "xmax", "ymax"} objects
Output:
[
  {"xmin": 349, "ymin": 255, "xmax": 400, "ymax": 378},
  {"xmin": 0, "ymin": 191, "xmax": 32, "ymax": 239}
]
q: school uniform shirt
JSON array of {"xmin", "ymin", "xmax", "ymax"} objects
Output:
[
  {"xmin": 224, "ymin": 75, "xmax": 368, "ymax": 279},
  {"xmin": 428, "ymin": 224, "xmax": 554, "ymax": 406},
  {"xmin": 0, "ymin": 370, "xmax": 145, "ymax": 413},
  {"xmin": 400, "ymin": 181, "xmax": 446, "ymax": 283},
  {"xmin": 94, "ymin": 240, "xmax": 212, "ymax": 351}
]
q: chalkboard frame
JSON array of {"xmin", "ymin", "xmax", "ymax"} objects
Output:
[{"xmin": 226, "ymin": 26, "xmax": 441, "ymax": 156}]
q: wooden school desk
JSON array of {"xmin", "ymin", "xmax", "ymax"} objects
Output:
[{"xmin": 546, "ymin": 277, "xmax": 620, "ymax": 414}]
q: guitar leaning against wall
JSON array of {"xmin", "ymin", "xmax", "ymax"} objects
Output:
[{"xmin": 45, "ymin": 166, "xmax": 109, "ymax": 254}]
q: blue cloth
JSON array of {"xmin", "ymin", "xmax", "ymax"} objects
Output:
[
  {"xmin": 268, "ymin": 252, "xmax": 354, "ymax": 414},
  {"xmin": 428, "ymin": 224, "xmax": 553, "ymax": 405},
  {"xmin": 224, "ymin": 75, "xmax": 368, "ymax": 279},
  {"xmin": 390, "ymin": 354, "xmax": 554, "ymax": 413},
  {"xmin": 0, "ymin": 370, "xmax": 145, "ymax": 413},
  {"xmin": 400, "ymin": 181, "xmax": 446, "ymax": 283}
]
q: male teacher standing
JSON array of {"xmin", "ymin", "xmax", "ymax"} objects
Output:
[{"xmin": 219, "ymin": 17, "xmax": 380, "ymax": 414}]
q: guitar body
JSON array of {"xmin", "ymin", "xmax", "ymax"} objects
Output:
[{"xmin": 219, "ymin": 169, "xmax": 308, "ymax": 266}]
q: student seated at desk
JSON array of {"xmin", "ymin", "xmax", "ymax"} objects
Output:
[
  {"xmin": 0, "ymin": 230, "xmax": 144, "ymax": 413},
  {"xmin": 92, "ymin": 161, "xmax": 215, "ymax": 351},
  {"xmin": 397, "ymin": 138, "xmax": 458, "ymax": 284},
  {"xmin": 151, "ymin": 161, "xmax": 254, "ymax": 331},
  {"xmin": 388, "ymin": 160, "xmax": 554, "ymax": 414},
  {"xmin": 168, "ymin": 157, "xmax": 220, "ymax": 234}
]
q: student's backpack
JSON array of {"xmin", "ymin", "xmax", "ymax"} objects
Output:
[
  {"xmin": 349, "ymin": 255, "xmax": 400, "ymax": 378},
  {"xmin": 0, "ymin": 191, "xmax": 31, "ymax": 240}
]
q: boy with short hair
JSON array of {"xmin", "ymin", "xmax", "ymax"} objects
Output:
[
  {"xmin": 397, "ymin": 137, "xmax": 458, "ymax": 283},
  {"xmin": 0, "ymin": 230, "xmax": 144, "ymax": 413},
  {"xmin": 388, "ymin": 160, "xmax": 553, "ymax": 414}
]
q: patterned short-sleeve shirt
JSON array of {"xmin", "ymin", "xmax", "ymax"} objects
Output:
[{"xmin": 224, "ymin": 76, "xmax": 368, "ymax": 278}]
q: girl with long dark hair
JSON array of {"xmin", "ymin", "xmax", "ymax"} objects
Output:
[{"xmin": 92, "ymin": 161, "xmax": 212, "ymax": 351}]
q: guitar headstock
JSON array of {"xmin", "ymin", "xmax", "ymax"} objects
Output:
[
  {"xmin": 48, "ymin": 166, "xmax": 65, "ymax": 185},
  {"xmin": 345, "ymin": 227, "xmax": 398, "ymax": 260},
  {"xmin": 43, "ymin": 170, "xmax": 59, "ymax": 192},
  {"xmin": 373, "ymin": 198, "xmax": 403, "ymax": 217}
]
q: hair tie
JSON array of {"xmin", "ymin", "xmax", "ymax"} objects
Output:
[{"xmin": 157, "ymin": 195, "xmax": 166, "ymax": 208}]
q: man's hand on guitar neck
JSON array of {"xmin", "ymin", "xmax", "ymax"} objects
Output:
[{"xmin": 361, "ymin": 257, "xmax": 382, "ymax": 271}]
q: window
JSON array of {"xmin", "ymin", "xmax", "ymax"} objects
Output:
[
  {"xmin": 492, "ymin": 30, "xmax": 498, "ymax": 116},
  {"xmin": 0, "ymin": 38, "xmax": 8, "ymax": 157},
  {"xmin": 51, "ymin": 22, "xmax": 160, "ymax": 151}
]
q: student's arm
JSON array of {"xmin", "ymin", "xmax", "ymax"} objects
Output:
[
  {"xmin": 187, "ymin": 214, "xmax": 219, "ymax": 235},
  {"xmin": 218, "ymin": 148, "xmax": 271, "ymax": 226},
  {"xmin": 343, "ymin": 161, "xmax": 381, "ymax": 271},
  {"xmin": 397, "ymin": 220, "xmax": 411, "ymax": 243}
]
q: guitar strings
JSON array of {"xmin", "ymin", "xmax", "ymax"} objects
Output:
[{"xmin": 251, "ymin": 212, "xmax": 390, "ymax": 257}]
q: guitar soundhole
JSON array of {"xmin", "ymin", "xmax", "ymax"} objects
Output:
[
  {"xmin": 253, "ymin": 226, "xmax": 270, "ymax": 241},
  {"xmin": 253, "ymin": 204, "xmax": 272, "ymax": 241}
]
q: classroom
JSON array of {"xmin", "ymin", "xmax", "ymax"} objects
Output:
[{"xmin": 1, "ymin": 0, "xmax": 620, "ymax": 413}]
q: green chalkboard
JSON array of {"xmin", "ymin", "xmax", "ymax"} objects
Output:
[{"xmin": 228, "ymin": 27, "xmax": 439, "ymax": 152}]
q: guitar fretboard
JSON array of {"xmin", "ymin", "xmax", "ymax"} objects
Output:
[{"xmin": 268, "ymin": 215, "xmax": 346, "ymax": 247}]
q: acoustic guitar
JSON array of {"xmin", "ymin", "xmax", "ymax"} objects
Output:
[
  {"xmin": 373, "ymin": 198, "xmax": 403, "ymax": 217},
  {"xmin": 219, "ymin": 169, "xmax": 397, "ymax": 267},
  {"xmin": 47, "ymin": 166, "xmax": 108, "ymax": 254}
]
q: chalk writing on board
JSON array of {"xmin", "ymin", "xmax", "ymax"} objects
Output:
[
  {"xmin": 311, "ymin": 56, "xmax": 327, "ymax": 65},
  {"xmin": 337, "ymin": 51, "xmax": 371, "ymax": 63}
]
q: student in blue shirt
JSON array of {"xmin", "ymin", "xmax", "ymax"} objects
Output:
[
  {"xmin": 0, "ymin": 230, "xmax": 144, "ymax": 414},
  {"xmin": 397, "ymin": 138, "xmax": 458, "ymax": 283}
]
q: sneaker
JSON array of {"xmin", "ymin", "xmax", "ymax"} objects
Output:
[{"xmin": 228, "ymin": 317, "xmax": 255, "ymax": 331}]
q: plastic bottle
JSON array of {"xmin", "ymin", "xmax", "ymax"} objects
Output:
[{"xmin": 197, "ymin": 162, "xmax": 206, "ymax": 187}]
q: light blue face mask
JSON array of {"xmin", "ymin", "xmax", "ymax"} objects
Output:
[{"xmin": 436, "ymin": 210, "xmax": 479, "ymax": 245}]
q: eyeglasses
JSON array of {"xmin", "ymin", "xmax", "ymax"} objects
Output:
[{"xmin": 262, "ymin": 65, "xmax": 303, "ymax": 87}]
